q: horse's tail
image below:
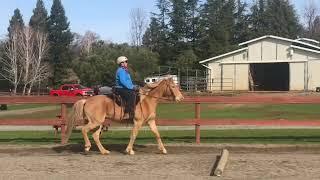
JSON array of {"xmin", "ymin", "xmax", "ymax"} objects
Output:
[{"xmin": 64, "ymin": 99, "xmax": 87, "ymax": 143}]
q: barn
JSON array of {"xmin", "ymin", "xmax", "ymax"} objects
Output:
[{"xmin": 199, "ymin": 35, "xmax": 320, "ymax": 91}]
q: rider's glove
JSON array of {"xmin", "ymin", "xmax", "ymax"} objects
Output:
[{"xmin": 133, "ymin": 85, "xmax": 140, "ymax": 92}]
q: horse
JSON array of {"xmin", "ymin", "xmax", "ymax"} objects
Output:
[{"xmin": 64, "ymin": 78, "xmax": 184, "ymax": 155}]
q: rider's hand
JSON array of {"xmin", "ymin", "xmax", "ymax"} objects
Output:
[{"xmin": 133, "ymin": 85, "xmax": 140, "ymax": 92}]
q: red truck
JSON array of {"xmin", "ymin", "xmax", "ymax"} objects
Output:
[{"xmin": 49, "ymin": 84, "xmax": 94, "ymax": 96}]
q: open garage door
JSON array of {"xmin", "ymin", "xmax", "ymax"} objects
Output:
[{"xmin": 249, "ymin": 63, "xmax": 289, "ymax": 91}]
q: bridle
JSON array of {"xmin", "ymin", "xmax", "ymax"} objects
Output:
[
  {"xmin": 138, "ymin": 81, "xmax": 179, "ymax": 101},
  {"xmin": 138, "ymin": 92, "xmax": 173, "ymax": 101}
]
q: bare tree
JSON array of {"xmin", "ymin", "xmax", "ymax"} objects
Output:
[
  {"xmin": 0, "ymin": 27, "xmax": 23, "ymax": 95},
  {"xmin": 20, "ymin": 26, "xmax": 35, "ymax": 95},
  {"xmin": 304, "ymin": 0, "xmax": 319, "ymax": 38},
  {"xmin": 1, "ymin": 26, "xmax": 50, "ymax": 95},
  {"xmin": 80, "ymin": 31, "xmax": 99, "ymax": 55},
  {"xmin": 27, "ymin": 30, "xmax": 50, "ymax": 95},
  {"xmin": 129, "ymin": 8, "xmax": 148, "ymax": 47}
]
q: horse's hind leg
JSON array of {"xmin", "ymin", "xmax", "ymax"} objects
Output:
[
  {"xmin": 92, "ymin": 125, "xmax": 110, "ymax": 155},
  {"xmin": 148, "ymin": 120, "xmax": 167, "ymax": 154},
  {"xmin": 81, "ymin": 123, "xmax": 98, "ymax": 152},
  {"xmin": 125, "ymin": 120, "xmax": 143, "ymax": 155}
]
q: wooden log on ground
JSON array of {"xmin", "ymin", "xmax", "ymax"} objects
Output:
[{"xmin": 214, "ymin": 149, "xmax": 229, "ymax": 177}]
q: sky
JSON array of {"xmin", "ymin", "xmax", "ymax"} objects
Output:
[{"xmin": 0, "ymin": 0, "xmax": 319, "ymax": 43}]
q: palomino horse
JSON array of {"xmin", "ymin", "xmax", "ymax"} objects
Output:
[{"xmin": 64, "ymin": 78, "xmax": 184, "ymax": 155}]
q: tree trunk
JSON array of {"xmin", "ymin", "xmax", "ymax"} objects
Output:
[
  {"xmin": 27, "ymin": 82, "xmax": 34, "ymax": 96},
  {"xmin": 13, "ymin": 84, "xmax": 17, "ymax": 95},
  {"xmin": 22, "ymin": 84, "xmax": 27, "ymax": 95}
]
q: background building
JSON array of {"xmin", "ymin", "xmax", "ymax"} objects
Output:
[{"xmin": 200, "ymin": 35, "xmax": 320, "ymax": 91}]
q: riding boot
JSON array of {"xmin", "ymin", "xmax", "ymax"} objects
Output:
[
  {"xmin": 128, "ymin": 111, "xmax": 135, "ymax": 121},
  {"xmin": 122, "ymin": 113, "xmax": 130, "ymax": 120}
]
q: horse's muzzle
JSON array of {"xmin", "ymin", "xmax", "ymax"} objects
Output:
[{"xmin": 175, "ymin": 95, "xmax": 184, "ymax": 102}]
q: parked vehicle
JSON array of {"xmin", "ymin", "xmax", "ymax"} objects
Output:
[
  {"xmin": 93, "ymin": 85, "xmax": 113, "ymax": 95},
  {"xmin": 49, "ymin": 84, "xmax": 94, "ymax": 96},
  {"xmin": 144, "ymin": 75, "xmax": 179, "ymax": 85}
]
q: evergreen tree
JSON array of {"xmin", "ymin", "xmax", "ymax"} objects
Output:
[
  {"xmin": 148, "ymin": 0, "xmax": 172, "ymax": 65},
  {"xmin": 29, "ymin": 0, "xmax": 48, "ymax": 32},
  {"xmin": 249, "ymin": 0, "xmax": 301, "ymax": 39},
  {"xmin": 263, "ymin": 0, "xmax": 301, "ymax": 38},
  {"xmin": 7, "ymin": 8, "xmax": 24, "ymax": 37},
  {"xmin": 175, "ymin": 49, "xmax": 199, "ymax": 69},
  {"xmin": 248, "ymin": 0, "xmax": 268, "ymax": 38},
  {"xmin": 47, "ymin": 0, "xmax": 73, "ymax": 85},
  {"xmin": 143, "ymin": 17, "xmax": 162, "ymax": 52},
  {"xmin": 155, "ymin": 0, "xmax": 170, "ymax": 34},
  {"xmin": 185, "ymin": 0, "xmax": 201, "ymax": 49},
  {"xmin": 199, "ymin": 0, "xmax": 237, "ymax": 57},
  {"xmin": 234, "ymin": 0, "xmax": 250, "ymax": 44},
  {"xmin": 168, "ymin": 0, "xmax": 187, "ymax": 47}
]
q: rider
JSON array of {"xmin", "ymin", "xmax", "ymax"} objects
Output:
[{"xmin": 115, "ymin": 56, "xmax": 138, "ymax": 120}]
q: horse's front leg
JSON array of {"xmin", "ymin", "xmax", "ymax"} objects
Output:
[
  {"xmin": 148, "ymin": 119, "xmax": 167, "ymax": 154},
  {"xmin": 125, "ymin": 120, "xmax": 143, "ymax": 155}
]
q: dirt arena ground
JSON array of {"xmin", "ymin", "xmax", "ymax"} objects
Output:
[{"xmin": 0, "ymin": 144, "xmax": 320, "ymax": 180}]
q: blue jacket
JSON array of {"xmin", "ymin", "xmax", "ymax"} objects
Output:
[{"xmin": 115, "ymin": 67, "xmax": 134, "ymax": 90}]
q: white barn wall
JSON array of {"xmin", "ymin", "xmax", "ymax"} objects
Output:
[
  {"xmin": 276, "ymin": 41, "xmax": 291, "ymax": 60},
  {"xmin": 234, "ymin": 64, "xmax": 249, "ymax": 90},
  {"xmin": 292, "ymin": 49, "xmax": 309, "ymax": 60},
  {"xmin": 248, "ymin": 42, "xmax": 261, "ymax": 61},
  {"xmin": 209, "ymin": 62, "xmax": 221, "ymax": 90},
  {"xmin": 290, "ymin": 62, "xmax": 305, "ymax": 90},
  {"xmin": 208, "ymin": 51, "xmax": 248, "ymax": 91},
  {"xmin": 221, "ymin": 64, "xmax": 235, "ymax": 90},
  {"xmin": 234, "ymin": 52, "xmax": 247, "ymax": 62},
  {"xmin": 248, "ymin": 38, "xmax": 292, "ymax": 62},
  {"xmin": 308, "ymin": 60, "xmax": 320, "ymax": 90},
  {"xmin": 293, "ymin": 49, "xmax": 320, "ymax": 90},
  {"xmin": 261, "ymin": 39, "xmax": 277, "ymax": 61}
]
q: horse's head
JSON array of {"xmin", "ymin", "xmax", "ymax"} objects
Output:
[
  {"xmin": 162, "ymin": 78, "xmax": 184, "ymax": 102},
  {"xmin": 143, "ymin": 77, "xmax": 184, "ymax": 102}
]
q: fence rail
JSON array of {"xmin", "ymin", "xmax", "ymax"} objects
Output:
[{"xmin": 1, "ymin": 95, "xmax": 320, "ymax": 144}]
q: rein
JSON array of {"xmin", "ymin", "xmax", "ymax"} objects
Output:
[
  {"xmin": 138, "ymin": 81, "xmax": 176, "ymax": 101},
  {"xmin": 138, "ymin": 92, "xmax": 173, "ymax": 101}
]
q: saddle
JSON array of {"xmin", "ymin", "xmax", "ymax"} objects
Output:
[{"xmin": 104, "ymin": 88, "xmax": 140, "ymax": 118}]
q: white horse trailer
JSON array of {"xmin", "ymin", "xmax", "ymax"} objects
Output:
[{"xmin": 144, "ymin": 75, "xmax": 179, "ymax": 85}]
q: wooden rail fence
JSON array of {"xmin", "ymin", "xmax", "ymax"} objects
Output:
[{"xmin": 1, "ymin": 95, "xmax": 320, "ymax": 144}]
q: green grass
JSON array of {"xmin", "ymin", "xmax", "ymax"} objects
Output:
[
  {"xmin": 157, "ymin": 104, "xmax": 320, "ymax": 120},
  {"xmin": 6, "ymin": 104, "xmax": 55, "ymax": 111},
  {"xmin": 1, "ymin": 129, "xmax": 320, "ymax": 144},
  {"xmin": 1, "ymin": 110, "xmax": 61, "ymax": 119},
  {"xmin": 1, "ymin": 103, "xmax": 320, "ymax": 120}
]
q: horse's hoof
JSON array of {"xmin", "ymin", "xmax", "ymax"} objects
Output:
[
  {"xmin": 84, "ymin": 146, "xmax": 91, "ymax": 152},
  {"xmin": 162, "ymin": 149, "xmax": 167, "ymax": 154},
  {"xmin": 129, "ymin": 150, "xmax": 135, "ymax": 155},
  {"xmin": 126, "ymin": 149, "xmax": 135, "ymax": 155},
  {"xmin": 101, "ymin": 150, "xmax": 110, "ymax": 155}
]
